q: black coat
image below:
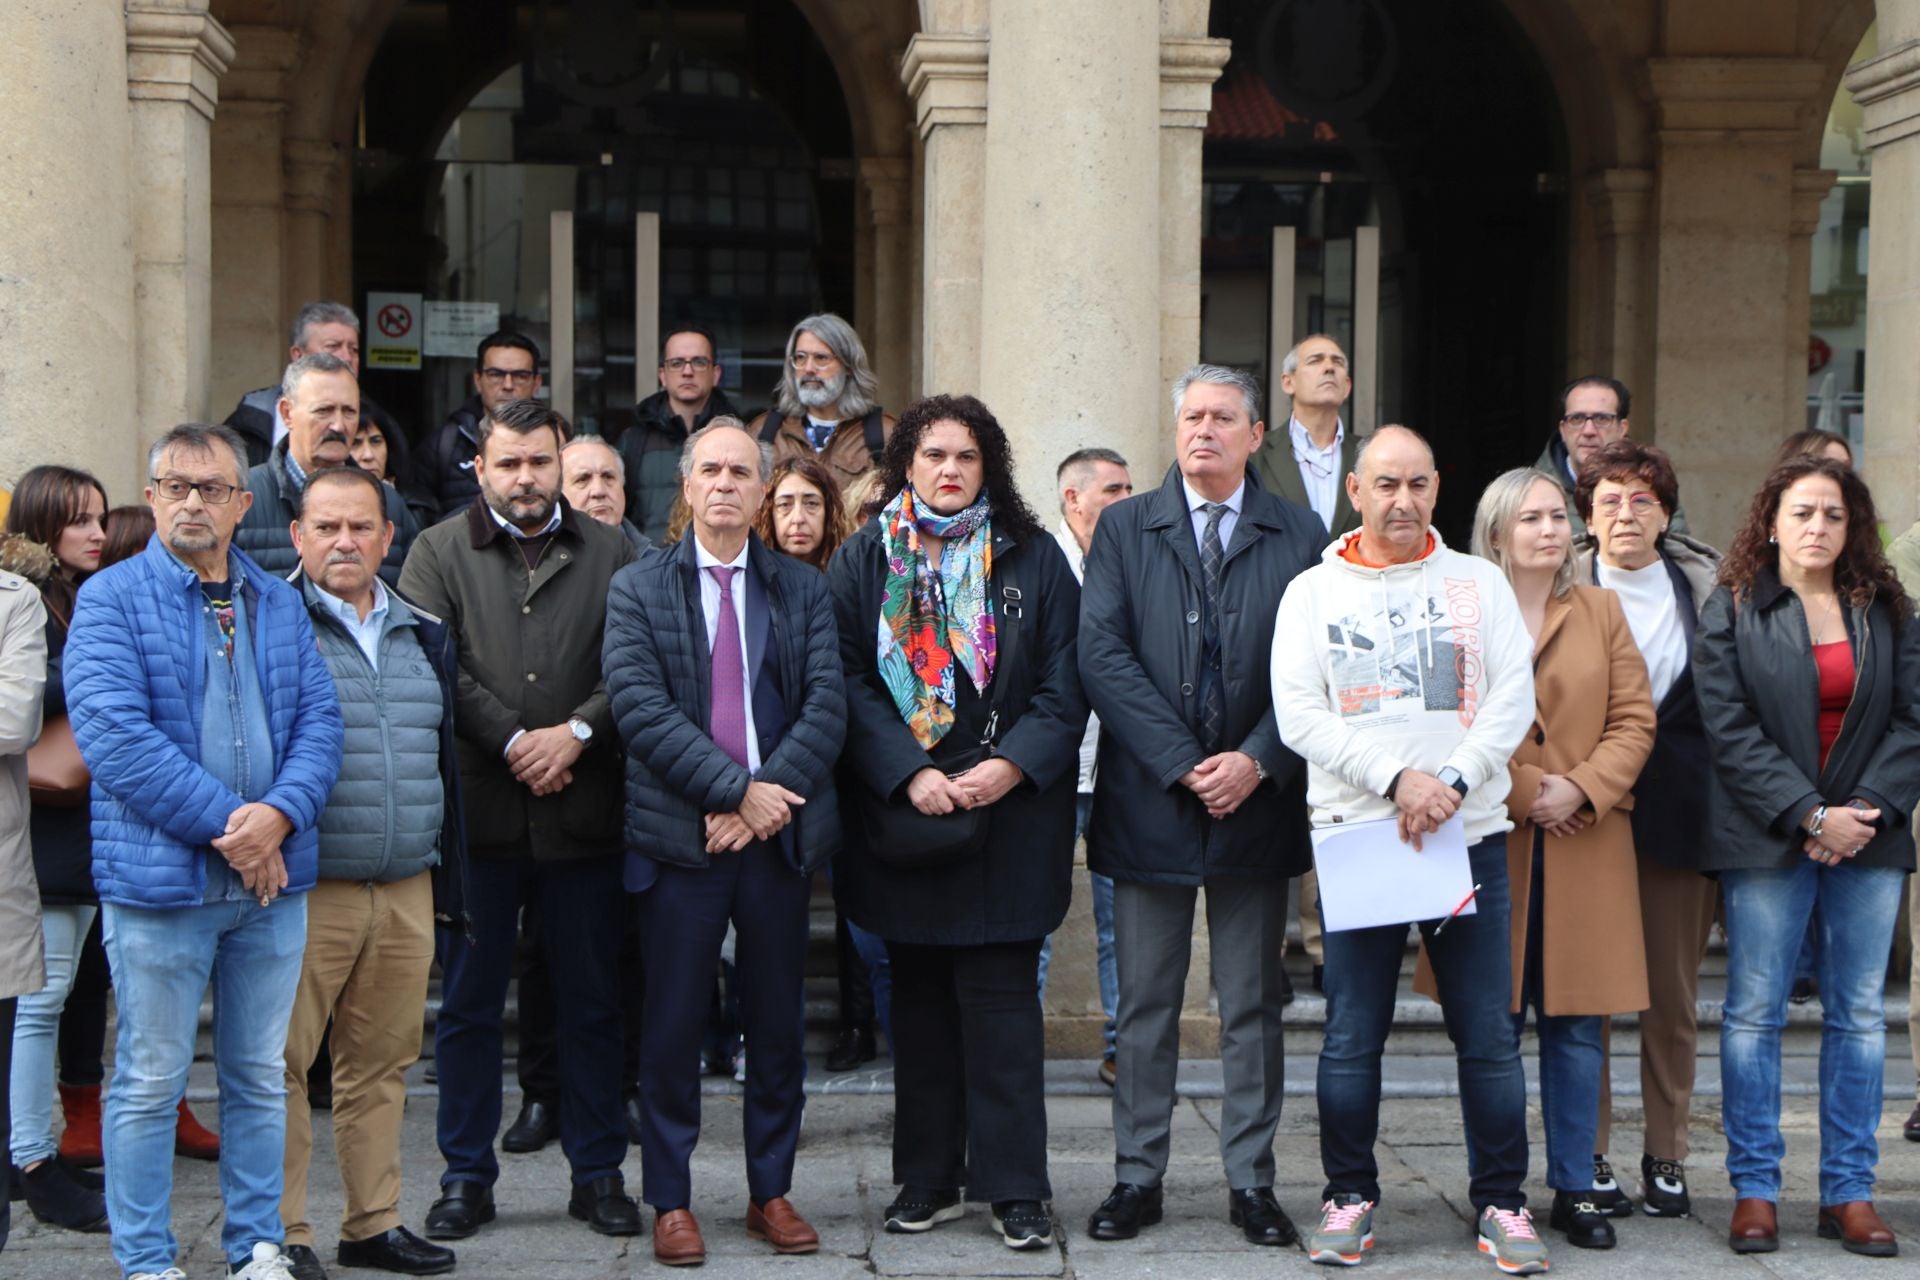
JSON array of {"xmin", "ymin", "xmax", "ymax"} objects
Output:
[
  {"xmin": 234, "ymin": 439, "xmax": 419, "ymax": 587},
  {"xmin": 29, "ymin": 613, "xmax": 92, "ymax": 905},
  {"xmin": 604, "ymin": 534, "xmax": 845, "ymax": 874},
  {"xmin": 830, "ymin": 519, "xmax": 1087, "ymax": 946},
  {"xmin": 1078, "ymin": 465, "xmax": 1318, "ymax": 885},
  {"xmin": 414, "ymin": 396, "xmax": 487, "ymax": 520},
  {"xmin": 617, "ymin": 387, "xmax": 747, "ymax": 542},
  {"xmin": 1693, "ymin": 566, "xmax": 1920, "ymax": 872}
]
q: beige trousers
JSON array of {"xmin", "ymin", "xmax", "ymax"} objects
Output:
[
  {"xmin": 281, "ymin": 872, "xmax": 436, "ymax": 1245},
  {"xmin": 1597, "ymin": 857, "xmax": 1718, "ymax": 1161},
  {"xmin": 1296, "ymin": 869, "xmax": 1324, "ymax": 964}
]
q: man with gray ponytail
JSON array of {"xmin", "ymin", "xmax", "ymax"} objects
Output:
[{"xmin": 749, "ymin": 313, "xmax": 896, "ymax": 490}]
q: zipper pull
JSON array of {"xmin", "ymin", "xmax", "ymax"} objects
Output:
[{"xmin": 980, "ymin": 709, "xmax": 999, "ymax": 744}]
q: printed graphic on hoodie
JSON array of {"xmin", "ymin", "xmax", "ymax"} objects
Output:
[{"xmin": 1324, "ymin": 574, "xmax": 1483, "ymax": 725}]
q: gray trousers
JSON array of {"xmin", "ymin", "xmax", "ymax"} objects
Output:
[{"xmin": 1111, "ymin": 876, "xmax": 1287, "ymax": 1189}]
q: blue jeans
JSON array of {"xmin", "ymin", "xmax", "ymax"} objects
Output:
[
  {"xmin": 9, "ymin": 903, "xmax": 96, "ymax": 1167},
  {"xmin": 102, "ymin": 895, "xmax": 308, "ymax": 1277},
  {"xmin": 1036, "ymin": 795, "xmax": 1118, "ymax": 1055},
  {"xmin": 846, "ymin": 918, "xmax": 894, "ymax": 1048},
  {"xmin": 1513, "ymin": 837, "xmax": 1601, "ymax": 1193},
  {"xmin": 1318, "ymin": 836, "xmax": 1528, "ymax": 1210},
  {"xmin": 1720, "ymin": 858, "xmax": 1906, "ymax": 1204}
]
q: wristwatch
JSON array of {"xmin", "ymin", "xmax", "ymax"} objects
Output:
[
  {"xmin": 1436, "ymin": 766, "xmax": 1469, "ymax": 797},
  {"xmin": 1251, "ymin": 757, "xmax": 1268, "ymax": 783},
  {"xmin": 567, "ymin": 717, "xmax": 593, "ymax": 745}
]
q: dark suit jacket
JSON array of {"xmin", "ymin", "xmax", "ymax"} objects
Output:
[{"xmin": 1250, "ymin": 420, "xmax": 1360, "ymax": 538}]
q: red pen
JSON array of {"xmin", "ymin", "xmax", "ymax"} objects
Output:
[{"xmin": 1434, "ymin": 883, "xmax": 1483, "ymax": 934}]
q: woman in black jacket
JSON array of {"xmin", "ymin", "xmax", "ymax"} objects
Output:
[
  {"xmin": 1694, "ymin": 455, "xmax": 1920, "ymax": 1258},
  {"xmin": 829, "ymin": 394, "xmax": 1086, "ymax": 1252}
]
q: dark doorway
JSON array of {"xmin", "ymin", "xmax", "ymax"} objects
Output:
[{"xmin": 1202, "ymin": 0, "xmax": 1568, "ymax": 540}]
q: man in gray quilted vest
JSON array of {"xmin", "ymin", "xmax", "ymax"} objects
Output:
[{"xmin": 279, "ymin": 466, "xmax": 467, "ymax": 1280}]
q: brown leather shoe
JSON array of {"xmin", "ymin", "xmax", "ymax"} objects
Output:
[
  {"xmin": 1904, "ymin": 1099, "xmax": 1920, "ymax": 1143},
  {"xmin": 747, "ymin": 1197, "xmax": 819, "ymax": 1254},
  {"xmin": 653, "ymin": 1209, "xmax": 706, "ymax": 1267},
  {"xmin": 1819, "ymin": 1201, "xmax": 1899, "ymax": 1257},
  {"xmin": 1729, "ymin": 1198, "xmax": 1778, "ymax": 1254}
]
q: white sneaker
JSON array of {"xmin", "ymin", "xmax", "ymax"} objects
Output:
[
  {"xmin": 130, "ymin": 1272, "xmax": 188, "ymax": 1280},
  {"xmin": 228, "ymin": 1242, "xmax": 298, "ymax": 1280}
]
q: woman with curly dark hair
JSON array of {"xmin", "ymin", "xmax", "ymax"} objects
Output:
[
  {"xmin": 1694, "ymin": 455, "xmax": 1920, "ymax": 1258},
  {"xmin": 829, "ymin": 393, "xmax": 1085, "ymax": 1250}
]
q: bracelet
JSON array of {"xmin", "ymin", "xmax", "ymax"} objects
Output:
[{"xmin": 1807, "ymin": 804, "xmax": 1828, "ymax": 839}]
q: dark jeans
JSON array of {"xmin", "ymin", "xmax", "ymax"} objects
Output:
[
  {"xmin": 1515, "ymin": 835, "xmax": 1602, "ymax": 1192},
  {"xmin": 1318, "ymin": 836, "xmax": 1528, "ymax": 1211},
  {"xmin": 435, "ymin": 853, "xmax": 628, "ymax": 1188},
  {"xmin": 517, "ymin": 895, "xmax": 644, "ymax": 1100},
  {"xmin": 889, "ymin": 939, "xmax": 1051, "ymax": 1204},
  {"xmin": 56, "ymin": 912, "xmax": 108, "ymax": 1087},
  {"xmin": 1, "ymin": 995, "xmax": 15, "ymax": 1252}
]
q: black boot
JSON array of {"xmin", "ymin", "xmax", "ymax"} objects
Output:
[
  {"xmin": 19, "ymin": 1159, "xmax": 109, "ymax": 1232},
  {"xmin": 826, "ymin": 1023, "xmax": 878, "ymax": 1072}
]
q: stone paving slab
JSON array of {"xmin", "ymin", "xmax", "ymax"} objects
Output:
[{"xmin": 9, "ymin": 1091, "xmax": 1920, "ymax": 1278}]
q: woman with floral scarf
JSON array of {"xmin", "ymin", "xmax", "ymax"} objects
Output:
[{"xmin": 830, "ymin": 394, "xmax": 1087, "ymax": 1253}]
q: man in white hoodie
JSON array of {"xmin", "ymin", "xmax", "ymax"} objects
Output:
[{"xmin": 1271, "ymin": 426, "xmax": 1546, "ymax": 1275}]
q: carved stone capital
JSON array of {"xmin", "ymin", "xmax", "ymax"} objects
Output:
[
  {"xmin": 1640, "ymin": 57, "xmax": 1828, "ymax": 143},
  {"xmin": 219, "ymin": 24, "xmax": 301, "ymax": 105},
  {"xmin": 1585, "ymin": 168, "xmax": 1653, "ymax": 239},
  {"xmin": 1161, "ymin": 36, "xmax": 1231, "ymax": 130},
  {"xmin": 1846, "ymin": 40, "xmax": 1920, "ymax": 150},
  {"xmin": 901, "ymin": 33, "xmax": 989, "ymax": 138},
  {"xmin": 125, "ymin": 4, "xmax": 236, "ymax": 121}
]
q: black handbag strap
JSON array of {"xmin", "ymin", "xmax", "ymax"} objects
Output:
[{"xmin": 980, "ymin": 552, "xmax": 1022, "ymax": 748}]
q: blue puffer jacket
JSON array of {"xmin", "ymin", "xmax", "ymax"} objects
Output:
[{"xmin": 65, "ymin": 535, "xmax": 345, "ymax": 908}]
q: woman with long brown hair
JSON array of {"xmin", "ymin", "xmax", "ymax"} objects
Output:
[
  {"xmin": 1695, "ymin": 455, "xmax": 1920, "ymax": 1257},
  {"xmin": 753, "ymin": 455, "xmax": 849, "ymax": 571}
]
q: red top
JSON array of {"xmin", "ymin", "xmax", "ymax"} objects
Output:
[{"xmin": 1815, "ymin": 640, "xmax": 1855, "ymax": 770}]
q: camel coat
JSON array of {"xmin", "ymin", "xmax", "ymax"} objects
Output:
[{"xmin": 1417, "ymin": 585, "xmax": 1655, "ymax": 1016}]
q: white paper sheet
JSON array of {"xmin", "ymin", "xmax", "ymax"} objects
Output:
[{"xmin": 1309, "ymin": 814, "xmax": 1477, "ymax": 933}]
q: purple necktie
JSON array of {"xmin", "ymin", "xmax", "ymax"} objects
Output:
[{"xmin": 707, "ymin": 566, "xmax": 750, "ymax": 768}]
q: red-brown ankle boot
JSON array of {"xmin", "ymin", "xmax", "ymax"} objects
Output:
[
  {"xmin": 56, "ymin": 1083, "xmax": 103, "ymax": 1167},
  {"xmin": 174, "ymin": 1099, "xmax": 219, "ymax": 1160}
]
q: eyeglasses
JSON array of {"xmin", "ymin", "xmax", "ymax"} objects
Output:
[
  {"xmin": 480, "ymin": 367, "xmax": 538, "ymax": 386},
  {"xmin": 662, "ymin": 356, "xmax": 714, "ymax": 372},
  {"xmin": 790, "ymin": 351, "xmax": 839, "ymax": 371},
  {"xmin": 1561, "ymin": 412, "xmax": 1620, "ymax": 430},
  {"xmin": 1592, "ymin": 492, "xmax": 1660, "ymax": 519},
  {"xmin": 150, "ymin": 476, "xmax": 238, "ymax": 504}
]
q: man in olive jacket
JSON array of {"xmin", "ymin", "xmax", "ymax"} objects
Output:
[
  {"xmin": 1077, "ymin": 365, "xmax": 1320, "ymax": 1248},
  {"xmin": 397, "ymin": 398, "xmax": 642, "ymax": 1241}
]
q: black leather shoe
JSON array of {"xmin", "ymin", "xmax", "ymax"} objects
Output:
[
  {"xmin": 1087, "ymin": 1182, "xmax": 1163, "ymax": 1241},
  {"xmin": 283, "ymin": 1244, "xmax": 328, "ymax": 1280},
  {"xmin": 1229, "ymin": 1187, "xmax": 1299, "ymax": 1246},
  {"xmin": 1905, "ymin": 1098, "xmax": 1920, "ymax": 1143},
  {"xmin": 1278, "ymin": 966, "xmax": 1296, "ymax": 1008},
  {"xmin": 826, "ymin": 1024, "xmax": 878, "ymax": 1072},
  {"xmin": 568, "ymin": 1175, "xmax": 643, "ymax": 1236},
  {"xmin": 423, "ymin": 1181, "xmax": 495, "ymax": 1240},
  {"xmin": 337, "ymin": 1225, "xmax": 457, "ymax": 1275},
  {"xmin": 1311, "ymin": 964, "xmax": 1324, "ymax": 993},
  {"xmin": 1550, "ymin": 1190, "xmax": 1618, "ymax": 1249},
  {"xmin": 501, "ymin": 1098, "xmax": 556, "ymax": 1153},
  {"xmin": 624, "ymin": 1091, "xmax": 645, "ymax": 1146}
]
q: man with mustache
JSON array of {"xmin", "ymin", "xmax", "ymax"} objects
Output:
[
  {"xmin": 278, "ymin": 467, "xmax": 466, "ymax": 1280},
  {"xmin": 749, "ymin": 313, "xmax": 895, "ymax": 490},
  {"xmin": 236, "ymin": 353, "xmax": 418, "ymax": 585},
  {"xmin": 397, "ymin": 399, "xmax": 642, "ymax": 1242}
]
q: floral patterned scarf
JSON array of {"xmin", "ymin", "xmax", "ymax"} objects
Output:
[{"xmin": 877, "ymin": 485, "xmax": 997, "ymax": 748}]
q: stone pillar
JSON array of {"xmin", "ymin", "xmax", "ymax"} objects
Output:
[
  {"xmin": 0, "ymin": 2, "xmax": 139, "ymax": 498},
  {"xmin": 284, "ymin": 137, "xmax": 346, "ymax": 322},
  {"xmin": 1158, "ymin": 36, "xmax": 1232, "ymax": 473},
  {"xmin": 210, "ymin": 23, "xmax": 299, "ymax": 414},
  {"xmin": 902, "ymin": 33, "xmax": 989, "ymax": 398},
  {"xmin": 860, "ymin": 156, "xmax": 915, "ymax": 413},
  {"xmin": 978, "ymin": 0, "xmax": 1163, "ymax": 508},
  {"xmin": 1785, "ymin": 169, "xmax": 1838, "ymax": 437},
  {"xmin": 126, "ymin": 2, "xmax": 234, "ymax": 460},
  {"xmin": 1583, "ymin": 169, "xmax": 1654, "ymax": 422},
  {"xmin": 1846, "ymin": 33, "xmax": 1920, "ymax": 526},
  {"xmin": 1640, "ymin": 57, "xmax": 1829, "ymax": 547}
]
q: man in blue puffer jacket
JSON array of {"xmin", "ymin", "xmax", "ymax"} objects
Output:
[{"xmin": 66, "ymin": 422, "xmax": 344, "ymax": 1280}]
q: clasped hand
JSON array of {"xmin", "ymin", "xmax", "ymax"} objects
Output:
[
  {"xmin": 1180, "ymin": 751, "xmax": 1261, "ymax": 820},
  {"xmin": 1801, "ymin": 799, "xmax": 1881, "ymax": 866},
  {"xmin": 1529, "ymin": 774, "xmax": 1591, "ymax": 839},
  {"xmin": 507, "ymin": 724, "xmax": 584, "ymax": 796},
  {"xmin": 705, "ymin": 780, "xmax": 807, "ymax": 853},
  {"xmin": 211, "ymin": 801, "xmax": 292, "ymax": 905},
  {"xmin": 1392, "ymin": 769, "xmax": 1459, "ymax": 851}
]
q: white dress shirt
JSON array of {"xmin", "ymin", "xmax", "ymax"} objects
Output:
[
  {"xmin": 1289, "ymin": 416, "xmax": 1343, "ymax": 531},
  {"xmin": 314, "ymin": 578, "xmax": 390, "ymax": 672},
  {"xmin": 1182, "ymin": 475, "xmax": 1245, "ymax": 553},
  {"xmin": 695, "ymin": 535, "xmax": 762, "ymax": 773}
]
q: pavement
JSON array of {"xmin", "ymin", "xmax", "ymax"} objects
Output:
[{"xmin": 9, "ymin": 1084, "xmax": 1920, "ymax": 1279}]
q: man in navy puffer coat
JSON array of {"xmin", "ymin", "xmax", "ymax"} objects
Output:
[{"xmin": 65, "ymin": 422, "xmax": 343, "ymax": 1280}]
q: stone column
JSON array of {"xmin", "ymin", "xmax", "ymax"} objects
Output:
[
  {"xmin": 902, "ymin": 33, "xmax": 989, "ymax": 398},
  {"xmin": 1846, "ymin": 32, "xmax": 1920, "ymax": 526},
  {"xmin": 1639, "ymin": 56, "xmax": 1830, "ymax": 546},
  {"xmin": 860, "ymin": 156, "xmax": 915, "ymax": 413},
  {"xmin": 1785, "ymin": 169, "xmax": 1838, "ymax": 437},
  {"xmin": 1158, "ymin": 35, "xmax": 1232, "ymax": 475},
  {"xmin": 126, "ymin": 2, "xmax": 235, "ymax": 458},
  {"xmin": 0, "ymin": 2, "xmax": 139, "ymax": 497},
  {"xmin": 284, "ymin": 137, "xmax": 346, "ymax": 322},
  {"xmin": 1583, "ymin": 169, "xmax": 1654, "ymax": 420},
  {"xmin": 977, "ymin": 0, "xmax": 1163, "ymax": 507}
]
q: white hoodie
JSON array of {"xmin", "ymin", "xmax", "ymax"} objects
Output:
[{"xmin": 1270, "ymin": 528, "xmax": 1535, "ymax": 842}]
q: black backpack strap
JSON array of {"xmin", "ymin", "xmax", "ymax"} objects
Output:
[
  {"xmin": 863, "ymin": 409, "xmax": 886, "ymax": 462},
  {"xmin": 759, "ymin": 414, "xmax": 786, "ymax": 444}
]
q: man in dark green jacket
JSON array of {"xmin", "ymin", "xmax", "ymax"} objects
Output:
[{"xmin": 398, "ymin": 399, "xmax": 641, "ymax": 1242}]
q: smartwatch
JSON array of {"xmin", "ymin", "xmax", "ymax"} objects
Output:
[{"xmin": 1436, "ymin": 766, "xmax": 1468, "ymax": 798}]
